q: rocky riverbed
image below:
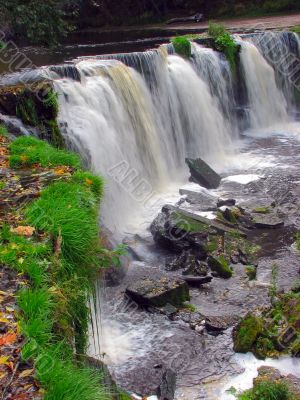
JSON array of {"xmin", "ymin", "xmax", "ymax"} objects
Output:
[{"xmin": 88, "ymin": 128, "xmax": 300, "ymax": 399}]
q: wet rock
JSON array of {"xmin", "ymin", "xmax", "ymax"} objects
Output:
[
  {"xmin": 182, "ymin": 275, "xmax": 213, "ymax": 287},
  {"xmin": 253, "ymin": 214, "xmax": 284, "ymax": 229},
  {"xmin": 207, "ymin": 255, "xmax": 233, "ymax": 279},
  {"xmin": 205, "ymin": 316, "xmax": 236, "ymax": 332},
  {"xmin": 179, "ymin": 188, "xmax": 217, "ymax": 209},
  {"xmin": 217, "ymin": 198, "xmax": 236, "ymax": 207},
  {"xmin": 125, "ymin": 277, "xmax": 190, "ymax": 308},
  {"xmin": 182, "ymin": 258, "xmax": 208, "ymax": 276},
  {"xmin": 233, "ymin": 313, "xmax": 263, "ymax": 353},
  {"xmin": 160, "ymin": 303, "xmax": 178, "ymax": 317},
  {"xmin": 156, "ymin": 369, "xmax": 176, "ymax": 400},
  {"xmin": 185, "ymin": 157, "xmax": 221, "ymax": 189}
]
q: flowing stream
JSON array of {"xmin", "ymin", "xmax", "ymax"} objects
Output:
[{"xmin": 51, "ymin": 32, "xmax": 300, "ymax": 398}]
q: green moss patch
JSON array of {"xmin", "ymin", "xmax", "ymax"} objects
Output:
[{"xmin": 233, "ymin": 314, "xmax": 263, "ymax": 353}]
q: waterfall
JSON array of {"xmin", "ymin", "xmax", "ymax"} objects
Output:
[
  {"xmin": 239, "ymin": 39, "xmax": 289, "ymax": 130},
  {"xmin": 55, "ymin": 52, "xmax": 234, "ymax": 235},
  {"xmin": 250, "ymin": 31, "xmax": 300, "ymax": 107}
]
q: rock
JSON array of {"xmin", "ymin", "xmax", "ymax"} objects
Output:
[
  {"xmin": 253, "ymin": 214, "xmax": 284, "ymax": 229},
  {"xmin": 207, "ymin": 255, "xmax": 233, "ymax": 279},
  {"xmin": 185, "ymin": 158, "xmax": 221, "ymax": 189},
  {"xmin": 160, "ymin": 303, "xmax": 178, "ymax": 317},
  {"xmin": 182, "ymin": 258, "xmax": 208, "ymax": 276},
  {"xmin": 156, "ymin": 369, "xmax": 176, "ymax": 400},
  {"xmin": 217, "ymin": 198, "xmax": 236, "ymax": 207},
  {"xmin": 125, "ymin": 277, "xmax": 190, "ymax": 308},
  {"xmin": 233, "ymin": 313, "xmax": 263, "ymax": 353},
  {"xmin": 182, "ymin": 275, "xmax": 213, "ymax": 286},
  {"xmin": 205, "ymin": 316, "xmax": 236, "ymax": 332},
  {"xmin": 179, "ymin": 188, "xmax": 217, "ymax": 209}
]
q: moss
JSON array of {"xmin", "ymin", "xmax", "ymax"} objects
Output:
[
  {"xmin": 0, "ymin": 124, "xmax": 8, "ymax": 136},
  {"xmin": 233, "ymin": 314, "xmax": 263, "ymax": 353},
  {"xmin": 208, "ymin": 255, "xmax": 233, "ymax": 279},
  {"xmin": 171, "ymin": 36, "xmax": 192, "ymax": 58},
  {"xmin": 252, "ymin": 206, "xmax": 270, "ymax": 214},
  {"xmin": 290, "ymin": 26, "xmax": 300, "ymax": 36},
  {"xmin": 238, "ymin": 380, "xmax": 292, "ymax": 400},
  {"xmin": 253, "ymin": 337, "xmax": 275, "ymax": 359},
  {"xmin": 174, "ymin": 212, "xmax": 209, "ymax": 233},
  {"xmin": 245, "ymin": 265, "xmax": 257, "ymax": 280}
]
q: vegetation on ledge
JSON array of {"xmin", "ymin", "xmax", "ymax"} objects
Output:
[
  {"xmin": 208, "ymin": 22, "xmax": 240, "ymax": 73},
  {"xmin": 0, "ymin": 128, "xmax": 126, "ymax": 399},
  {"xmin": 171, "ymin": 36, "xmax": 192, "ymax": 58}
]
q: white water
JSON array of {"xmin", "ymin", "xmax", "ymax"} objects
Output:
[
  {"xmin": 239, "ymin": 40, "xmax": 289, "ymax": 130},
  {"xmin": 55, "ymin": 52, "xmax": 234, "ymax": 235},
  {"xmin": 53, "ymin": 32, "xmax": 300, "ymax": 398}
]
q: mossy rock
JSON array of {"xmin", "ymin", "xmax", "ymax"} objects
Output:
[
  {"xmin": 233, "ymin": 313, "xmax": 263, "ymax": 353},
  {"xmin": 207, "ymin": 255, "xmax": 232, "ymax": 279},
  {"xmin": 245, "ymin": 265, "xmax": 257, "ymax": 280},
  {"xmin": 253, "ymin": 337, "xmax": 275, "ymax": 360}
]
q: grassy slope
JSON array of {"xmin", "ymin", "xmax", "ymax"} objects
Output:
[{"xmin": 0, "ymin": 129, "xmax": 125, "ymax": 400}]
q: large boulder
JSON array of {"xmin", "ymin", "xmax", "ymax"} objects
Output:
[
  {"xmin": 125, "ymin": 277, "xmax": 190, "ymax": 308},
  {"xmin": 185, "ymin": 157, "xmax": 221, "ymax": 189}
]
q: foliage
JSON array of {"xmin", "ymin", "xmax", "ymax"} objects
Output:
[
  {"xmin": 208, "ymin": 22, "xmax": 227, "ymax": 39},
  {"xmin": 1, "ymin": 0, "xmax": 77, "ymax": 46},
  {"xmin": 296, "ymin": 232, "xmax": 300, "ymax": 251},
  {"xmin": 291, "ymin": 26, "xmax": 300, "ymax": 36},
  {"xmin": 171, "ymin": 36, "xmax": 192, "ymax": 58},
  {"xmin": 238, "ymin": 381, "xmax": 292, "ymax": 400},
  {"xmin": 269, "ymin": 263, "xmax": 278, "ymax": 302},
  {"xmin": 245, "ymin": 265, "xmax": 257, "ymax": 280},
  {"xmin": 0, "ymin": 134, "xmax": 126, "ymax": 399},
  {"xmin": 0, "ymin": 124, "xmax": 8, "ymax": 136},
  {"xmin": 233, "ymin": 314, "xmax": 263, "ymax": 353},
  {"xmin": 208, "ymin": 22, "xmax": 239, "ymax": 73},
  {"xmin": 9, "ymin": 136, "xmax": 81, "ymax": 169}
]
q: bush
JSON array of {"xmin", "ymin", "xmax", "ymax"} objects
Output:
[
  {"xmin": 208, "ymin": 22, "xmax": 227, "ymax": 39},
  {"xmin": 171, "ymin": 36, "xmax": 192, "ymax": 58}
]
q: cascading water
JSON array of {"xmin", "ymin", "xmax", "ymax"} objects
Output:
[
  {"xmin": 48, "ymin": 32, "xmax": 300, "ymax": 399},
  {"xmin": 55, "ymin": 50, "xmax": 234, "ymax": 235},
  {"xmin": 239, "ymin": 39, "xmax": 289, "ymax": 130}
]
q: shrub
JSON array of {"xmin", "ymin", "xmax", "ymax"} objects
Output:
[
  {"xmin": 208, "ymin": 22, "xmax": 227, "ymax": 39},
  {"xmin": 171, "ymin": 36, "xmax": 192, "ymax": 58}
]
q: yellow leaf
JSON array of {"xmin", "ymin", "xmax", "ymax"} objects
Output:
[
  {"xmin": 18, "ymin": 258, "xmax": 24, "ymax": 265},
  {"xmin": 0, "ymin": 317, "xmax": 9, "ymax": 324},
  {"xmin": 6, "ymin": 307, "xmax": 14, "ymax": 313},
  {"xmin": 0, "ymin": 356, "xmax": 9, "ymax": 365},
  {"xmin": 19, "ymin": 368, "xmax": 34, "ymax": 378},
  {"xmin": 0, "ymin": 371, "xmax": 7, "ymax": 380}
]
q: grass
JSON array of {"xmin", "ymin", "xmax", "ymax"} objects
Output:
[
  {"xmin": 238, "ymin": 381, "xmax": 292, "ymax": 400},
  {"xmin": 171, "ymin": 36, "xmax": 192, "ymax": 58},
  {"xmin": 9, "ymin": 136, "xmax": 81, "ymax": 169},
  {"xmin": 291, "ymin": 26, "xmax": 300, "ymax": 36},
  {"xmin": 1, "ymin": 134, "xmax": 127, "ymax": 399},
  {"xmin": 0, "ymin": 124, "xmax": 8, "ymax": 136}
]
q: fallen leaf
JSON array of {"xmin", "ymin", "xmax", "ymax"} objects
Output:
[
  {"xmin": 0, "ymin": 371, "xmax": 8, "ymax": 380},
  {"xmin": 19, "ymin": 369, "xmax": 34, "ymax": 378},
  {"xmin": 0, "ymin": 356, "xmax": 10, "ymax": 365},
  {"xmin": 0, "ymin": 332, "xmax": 17, "ymax": 346},
  {"xmin": 0, "ymin": 316, "xmax": 10, "ymax": 324},
  {"xmin": 10, "ymin": 226, "xmax": 35, "ymax": 237}
]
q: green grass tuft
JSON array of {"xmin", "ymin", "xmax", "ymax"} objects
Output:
[
  {"xmin": 0, "ymin": 124, "xmax": 8, "ymax": 136},
  {"xmin": 171, "ymin": 36, "xmax": 192, "ymax": 58},
  {"xmin": 238, "ymin": 381, "xmax": 292, "ymax": 400},
  {"xmin": 9, "ymin": 136, "xmax": 81, "ymax": 169}
]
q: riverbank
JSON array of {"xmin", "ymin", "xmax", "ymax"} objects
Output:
[{"xmin": 0, "ymin": 127, "xmax": 126, "ymax": 399}]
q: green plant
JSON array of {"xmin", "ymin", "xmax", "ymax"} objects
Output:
[
  {"xmin": 9, "ymin": 136, "xmax": 81, "ymax": 168},
  {"xmin": 208, "ymin": 22, "xmax": 227, "ymax": 39},
  {"xmin": 183, "ymin": 303, "xmax": 197, "ymax": 312},
  {"xmin": 171, "ymin": 36, "xmax": 192, "ymax": 58},
  {"xmin": 246, "ymin": 265, "xmax": 257, "ymax": 280},
  {"xmin": 269, "ymin": 263, "xmax": 278, "ymax": 302},
  {"xmin": 253, "ymin": 206, "xmax": 270, "ymax": 214},
  {"xmin": 291, "ymin": 26, "xmax": 300, "ymax": 36},
  {"xmin": 238, "ymin": 381, "xmax": 291, "ymax": 400},
  {"xmin": 233, "ymin": 314, "xmax": 263, "ymax": 353},
  {"xmin": 0, "ymin": 124, "xmax": 8, "ymax": 136}
]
